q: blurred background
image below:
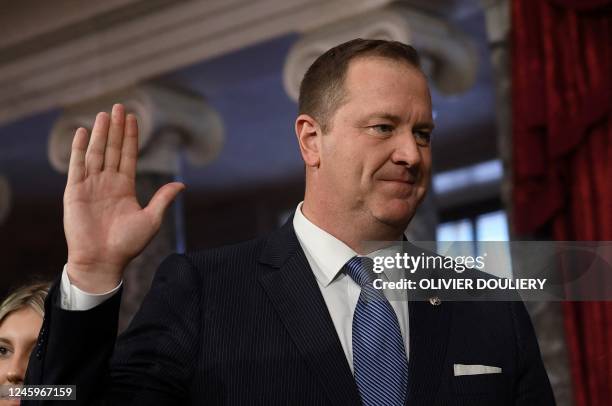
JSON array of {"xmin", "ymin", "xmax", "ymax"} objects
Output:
[{"xmin": 0, "ymin": 0, "xmax": 610, "ymax": 405}]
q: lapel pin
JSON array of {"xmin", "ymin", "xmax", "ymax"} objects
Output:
[{"xmin": 429, "ymin": 296, "xmax": 441, "ymax": 306}]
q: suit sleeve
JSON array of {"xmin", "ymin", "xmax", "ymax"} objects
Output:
[
  {"xmin": 24, "ymin": 253, "xmax": 202, "ymax": 406},
  {"xmin": 511, "ymin": 301, "xmax": 556, "ymax": 406}
]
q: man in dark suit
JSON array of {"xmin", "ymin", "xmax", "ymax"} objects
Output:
[{"xmin": 25, "ymin": 39, "xmax": 555, "ymax": 405}]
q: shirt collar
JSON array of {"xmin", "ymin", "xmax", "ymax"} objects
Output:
[
  {"xmin": 293, "ymin": 202, "xmax": 356, "ymax": 287},
  {"xmin": 292, "ymin": 202, "xmax": 406, "ymax": 286}
]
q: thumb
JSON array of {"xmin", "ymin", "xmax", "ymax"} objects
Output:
[{"xmin": 145, "ymin": 182, "xmax": 186, "ymax": 225}]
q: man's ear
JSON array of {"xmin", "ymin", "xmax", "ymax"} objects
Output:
[{"xmin": 295, "ymin": 114, "xmax": 322, "ymax": 167}]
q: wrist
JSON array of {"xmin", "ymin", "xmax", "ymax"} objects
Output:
[{"xmin": 66, "ymin": 260, "xmax": 124, "ymax": 294}]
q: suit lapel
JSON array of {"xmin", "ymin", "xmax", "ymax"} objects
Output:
[
  {"xmin": 404, "ymin": 240, "xmax": 452, "ymax": 403},
  {"xmin": 406, "ymin": 300, "xmax": 452, "ymax": 402},
  {"xmin": 258, "ymin": 220, "xmax": 361, "ymax": 405},
  {"xmin": 257, "ymin": 221, "xmax": 453, "ymax": 404}
]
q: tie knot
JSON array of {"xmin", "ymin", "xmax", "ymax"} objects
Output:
[{"xmin": 344, "ymin": 256, "xmax": 377, "ymax": 288}]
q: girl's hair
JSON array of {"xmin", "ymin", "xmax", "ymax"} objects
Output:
[{"xmin": 0, "ymin": 283, "xmax": 49, "ymax": 323}]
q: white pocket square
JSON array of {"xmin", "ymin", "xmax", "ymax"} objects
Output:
[{"xmin": 454, "ymin": 364, "xmax": 502, "ymax": 376}]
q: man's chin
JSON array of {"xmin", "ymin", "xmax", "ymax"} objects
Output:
[{"xmin": 371, "ymin": 202, "xmax": 417, "ymax": 231}]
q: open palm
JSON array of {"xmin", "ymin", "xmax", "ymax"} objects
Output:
[{"xmin": 64, "ymin": 104, "xmax": 184, "ymax": 293}]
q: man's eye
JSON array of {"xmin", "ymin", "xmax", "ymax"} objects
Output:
[
  {"xmin": 414, "ymin": 130, "xmax": 432, "ymax": 145},
  {"xmin": 0, "ymin": 346, "xmax": 10, "ymax": 358},
  {"xmin": 371, "ymin": 124, "xmax": 394, "ymax": 134}
]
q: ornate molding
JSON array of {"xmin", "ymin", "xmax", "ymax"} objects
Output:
[
  {"xmin": 283, "ymin": 5, "xmax": 478, "ymax": 101},
  {"xmin": 0, "ymin": 175, "xmax": 10, "ymax": 225},
  {"xmin": 48, "ymin": 84, "xmax": 224, "ymax": 175},
  {"xmin": 0, "ymin": 0, "xmax": 392, "ymax": 125}
]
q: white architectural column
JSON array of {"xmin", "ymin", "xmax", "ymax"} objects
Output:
[
  {"xmin": 283, "ymin": 5, "xmax": 479, "ymax": 240},
  {"xmin": 481, "ymin": 0, "xmax": 512, "ymax": 215},
  {"xmin": 49, "ymin": 84, "xmax": 224, "ymax": 331},
  {"xmin": 480, "ymin": 1, "xmax": 573, "ymax": 404},
  {"xmin": 0, "ymin": 175, "xmax": 10, "ymax": 226}
]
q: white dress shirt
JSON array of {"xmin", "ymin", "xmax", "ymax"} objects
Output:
[
  {"xmin": 292, "ymin": 202, "xmax": 410, "ymax": 370},
  {"xmin": 60, "ymin": 202, "xmax": 410, "ymax": 370},
  {"xmin": 60, "ymin": 264, "xmax": 122, "ymax": 310}
]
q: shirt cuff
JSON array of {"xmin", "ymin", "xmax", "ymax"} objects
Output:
[{"xmin": 60, "ymin": 264, "xmax": 123, "ymax": 311}]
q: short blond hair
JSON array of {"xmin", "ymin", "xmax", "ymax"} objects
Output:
[
  {"xmin": 299, "ymin": 39, "xmax": 421, "ymax": 132},
  {"xmin": 0, "ymin": 283, "xmax": 49, "ymax": 323}
]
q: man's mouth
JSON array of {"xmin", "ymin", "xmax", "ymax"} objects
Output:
[{"xmin": 380, "ymin": 178, "xmax": 416, "ymax": 184}]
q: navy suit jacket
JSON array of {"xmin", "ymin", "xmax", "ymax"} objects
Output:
[{"xmin": 25, "ymin": 219, "xmax": 555, "ymax": 405}]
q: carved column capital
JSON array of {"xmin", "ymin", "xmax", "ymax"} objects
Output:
[
  {"xmin": 48, "ymin": 84, "xmax": 224, "ymax": 175},
  {"xmin": 283, "ymin": 5, "xmax": 478, "ymax": 101},
  {"xmin": 0, "ymin": 175, "xmax": 10, "ymax": 225}
]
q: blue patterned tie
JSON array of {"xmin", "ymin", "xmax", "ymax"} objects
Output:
[{"xmin": 345, "ymin": 256, "xmax": 409, "ymax": 406}]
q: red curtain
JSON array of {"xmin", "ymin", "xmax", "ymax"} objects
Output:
[{"xmin": 512, "ymin": 0, "xmax": 612, "ymax": 405}]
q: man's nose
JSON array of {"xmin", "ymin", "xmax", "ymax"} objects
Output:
[{"xmin": 390, "ymin": 131, "xmax": 422, "ymax": 168}]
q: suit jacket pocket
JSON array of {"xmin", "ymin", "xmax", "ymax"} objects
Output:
[{"xmin": 452, "ymin": 372, "xmax": 508, "ymax": 395}]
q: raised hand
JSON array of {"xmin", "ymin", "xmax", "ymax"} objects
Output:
[{"xmin": 64, "ymin": 104, "xmax": 185, "ymax": 293}]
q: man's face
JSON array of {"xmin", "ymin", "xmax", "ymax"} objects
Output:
[{"xmin": 318, "ymin": 56, "xmax": 433, "ymax": 230}]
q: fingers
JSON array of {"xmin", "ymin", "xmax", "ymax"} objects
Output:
[
  {"xmin": 145, "ymin": 182, "xmax": 186, "ymax": 227},
  {"xmin": 83, "ymin": 104, "xmax": 134, "ymax": 176},
  {"xmin": 67, "ymin": 127, "xmax": 89, "ymax": 185},
  {"xmin": 103, "ymin": 104, "xmax": 125, "ymax": 171},
  {"xmin": 119, "ymin": 113, "xmax": 139, "ymax": 179},
  {"xmin": 85, "ymin": 112, "xmax": 110, "ymax": 175}
]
